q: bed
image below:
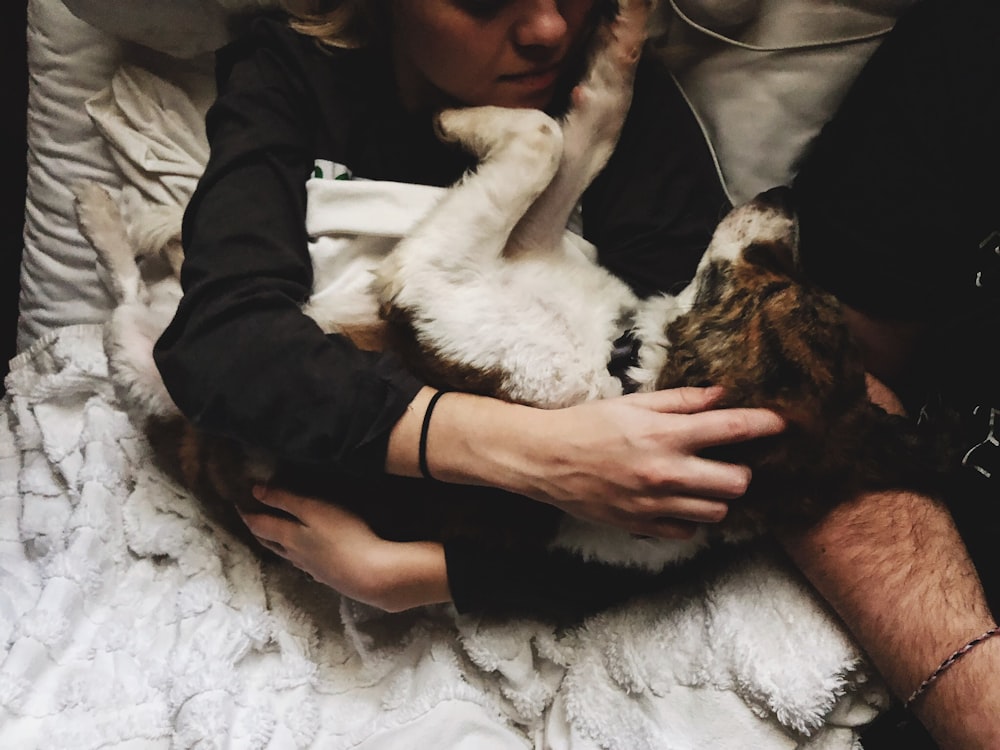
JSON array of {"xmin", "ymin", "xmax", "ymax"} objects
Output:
[{"xmin": 3, "ymin": 0, "xmax": 916, "ymax": 747}]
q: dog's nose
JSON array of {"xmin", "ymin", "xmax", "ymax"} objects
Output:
[{"xmin": 753, "ymin": 186, "xmax": 795, "ymax": 214}]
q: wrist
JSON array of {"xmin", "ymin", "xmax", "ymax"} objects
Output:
[
  {"xmin": 385, "ymin": 386, "xmax": 437, "ymax": 477},
  {"xmin": 432, "ymin": 393, "xmax": 555, "ymax": 497},
  {"xmin": 386, "ymin": 387, "xmax": 554, "ymax": 499},
  {"xmin": 368, "ymin": 540, "xmax": 451, "ymax": 612},
  {"xmin": 910, "ymin": 629, "xmax": 1000, "ymax": 750}
]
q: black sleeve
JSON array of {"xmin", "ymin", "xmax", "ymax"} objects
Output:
[
  {"xmin": 584, "ymin": 57, "xmax": 732, "ymax": 298},
  {"xmin": 445, "ymin": 540, "xmax": 691, "ymax": 621},
  {"xmin": 153, "ymin": 21, "xmax": 424, "ymax": 474},
  {"xmin": 792, "ymin": 0, "xmax": 1000, "ymax": 323}
]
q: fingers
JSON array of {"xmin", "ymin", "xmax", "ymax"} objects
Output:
[
  {"xmin": 865, "ymin": 372, "xmax": 906, "ymax": 416},
  {"xmin": 612, "ymin": 493, "xmax": 731, "ymax": 525},
  {"xmin": 639, "ymin": 394, "xmax": 785, "ymax": 452},
  {"xmin": 239, "ymin": 509, "xmax": 293, "ymax": 557},
  {"xmin": 628, "ymin": 388, "xmax": 788, "ymax": 444},
  {"xmin": 615, "ymin": 514, "xmax": 705, "ymax": 541},
  {"xmin": 251, "ymin": 484, "xmax": 314, "ymax": 517},
  {"xmin": 628, "ymin": 386, "xmax": 728, "ymax": 414},
  {"xmin": 241, "ymin": 485, "xmax": 314, "ymax": 557},
  {"xmin": 681, "ymin": 408, "xmax": 786, "ymax": 453}
]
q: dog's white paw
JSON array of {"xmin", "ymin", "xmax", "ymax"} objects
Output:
[
  {"xmin": 560, "ymin": 0, "xmax": 649, "ymax": 160},
  {"xmin": 435, "ymin": 106, "xmax": 563, "ymax": 164},
  {"xmin": 73, "ymin": 181, "xmax": 143, "ymax": 304},
  {"xmin": 74, "ymin": 182, "xmax": 129, "ymax": 254}
]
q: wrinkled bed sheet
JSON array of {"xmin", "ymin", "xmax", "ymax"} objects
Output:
[{"xmin": 0, "ymin": 324, "xmax": 887, "ymax": 749}]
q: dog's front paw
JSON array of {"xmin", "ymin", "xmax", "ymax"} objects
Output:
[
  {"xmin": 434, "ymin": 106, "xmax": 563, "ymax": 163},
  {"xmin": 595, "ymin": 0, "xmax": 652, "ymax": 79},
  {"xmin": 562, "ymin": 0, "xmax": 650, "ymax": 147}
]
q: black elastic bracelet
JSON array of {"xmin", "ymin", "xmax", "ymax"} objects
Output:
[{"xmin": 418, "ymin": 389, "xmax": 449, "ymax": 480}]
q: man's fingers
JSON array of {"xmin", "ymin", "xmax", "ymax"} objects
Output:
[{"xmin": 865, "ymin": 372, "xmax": 906, "ymax": 415}]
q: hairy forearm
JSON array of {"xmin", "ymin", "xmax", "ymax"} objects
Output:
[{"xmin": 781, "ymin": 490, "xmax": 1000, "ymax": 749}]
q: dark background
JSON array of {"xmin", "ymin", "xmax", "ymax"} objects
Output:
[{"xmin": 3, "ymin": 2, "xmax": 29, "ymax": 393}]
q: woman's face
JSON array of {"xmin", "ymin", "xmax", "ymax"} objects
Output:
[{"xmin": 390, "ymin": 0, "xmax": 600, "ymax": 112}]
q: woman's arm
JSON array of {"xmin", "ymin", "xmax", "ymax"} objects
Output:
[
  {"xmin": 243, "ymin": 486, "xmax": 451, "ymax": 613},
  {"xmin": 242, "ymin": 384, "xmax": 786, "ymax": 614},
  {"xmin": 154, "ymin": 20, "xmax": 426, "ymax": 474},
  {"xmin": 387, "ymin": 386, "xmax": 784, "ymax": 538}
]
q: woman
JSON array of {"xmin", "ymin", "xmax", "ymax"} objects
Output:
[{"xmin": 154, "ymin": 0, "xmax": 785, "ymax": 615}]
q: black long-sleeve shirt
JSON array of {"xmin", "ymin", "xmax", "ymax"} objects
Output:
[{"xmin": 154, "ymin": 16, "xmax": 731, "ymax": 616}]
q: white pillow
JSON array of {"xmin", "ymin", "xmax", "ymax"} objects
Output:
[
  {"xmin": 19, "ymin": 0, "xmax": 218, "ymax": 351},
  {"xmin": 659, "ymin": 0, "xmax": 918, "ymax": 203},
  {"xmin": 60, "ymin": 0, "xmax": 278, "ymax": 59},
  {"xmin": 19, "ymin": 0, "xmax": 124, "ymax": 350}
]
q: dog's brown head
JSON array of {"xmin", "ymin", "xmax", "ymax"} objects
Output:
[
  {"xmin": 656, "ymin": 188, "xmax": 939, "ymax": 526},
  {"xmin": 659, "ymin": 188, "xmax": 866, "ymax": 434}
]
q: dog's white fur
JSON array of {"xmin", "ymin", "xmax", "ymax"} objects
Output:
[{"xmin": 75, "ymin": 0, "xmax": 797, "ymax": 572}]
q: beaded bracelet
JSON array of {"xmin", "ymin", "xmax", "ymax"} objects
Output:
[
  {"xmin": 905, "ymin": 625, "xmax": 1000, "ymax": 709},
  {"xmin": 418, "ymin": 389, "xmax": 450, "ymax": 480}
]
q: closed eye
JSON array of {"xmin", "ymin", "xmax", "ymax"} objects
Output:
[{"xmin": 451, "ymin": 0, "xmax": 510, "ymax": 20}]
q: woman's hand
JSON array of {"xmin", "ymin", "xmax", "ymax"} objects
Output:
[
  {"xmin": 389, "ymin": 386, "xmax": 786, "ymax": 540},
  {"xmin": 240, "ymin": 486, "xmax": 451, "ymax": 613},
  {"xmin": 518, "ymin": 387, "xmax": 787, "ymax": 537}
]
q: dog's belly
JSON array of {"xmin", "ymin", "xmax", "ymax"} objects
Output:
[{"xmin": 398, "ymin": 243, "xmax": 639, "ymax": 409}]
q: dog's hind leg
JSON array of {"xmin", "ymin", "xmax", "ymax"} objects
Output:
[
  {"xmin": 375, "ymin": 106, "xmax": 564, "ymax": 305},
  {"xmin": 511, "ymin": 0, "xmax": 650, "ymax": 254},
  {"xmin": 74, "ymin": 182, "xmax": 145, "ymax": 305},
  {"xmin": 74, "ymin": 182, "xmax": 181, "ymax": 419}
]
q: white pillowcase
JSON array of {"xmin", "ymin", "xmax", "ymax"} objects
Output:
[
  {"xmin": 19, "ymin": 0, "xmax": 124, "ymax": 350},
  {"xmin": 19, "ymin": 0, "xmax": 218, "ymax": 351},
  {"xmin": 60, "ymin": 0, "xmax": 278, "ymax": 59},
  {"xmin": 660, "ymin": 0, "xmax": 919, "ymax": 203}
]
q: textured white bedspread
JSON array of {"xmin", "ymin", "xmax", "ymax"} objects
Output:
[{"xmin": 0, "ymin": 324, "xmax": 887, "ymax": 749}]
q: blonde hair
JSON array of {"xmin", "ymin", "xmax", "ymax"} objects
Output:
[{"xmin": 280, "ymin": 0, "xmax": 382, "ymax": 49}]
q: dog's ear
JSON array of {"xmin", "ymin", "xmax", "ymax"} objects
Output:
[{"xmin": 742, "ymin": 239, "xmax": 797, "ymax": 278}]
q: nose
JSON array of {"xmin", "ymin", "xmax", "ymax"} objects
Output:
[
  {"xmin": 753, "ymin": 185, "xmax": 796, "ymax": 214},
  {"xmin": 513, "ymin": 0, "xmax": 569, "ymax": 50}
]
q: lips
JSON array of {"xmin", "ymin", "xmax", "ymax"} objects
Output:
[{"xmin": 501, "ymin": 63, "xmax": 561, "ymax": 91}]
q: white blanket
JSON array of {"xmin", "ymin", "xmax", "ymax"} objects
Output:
[{"xmin": 0, "ymin": 325, "xmax": 887, "ymax": 749}]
